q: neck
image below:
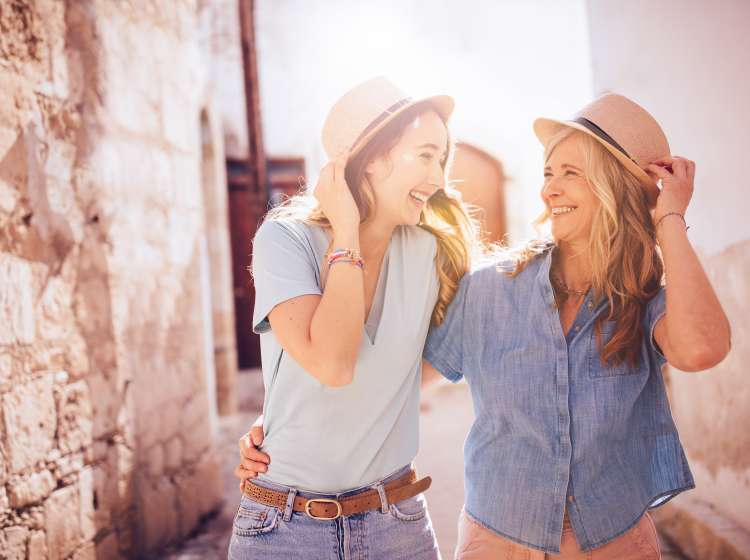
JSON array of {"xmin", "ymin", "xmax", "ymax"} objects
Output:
[
  {"xmin": 554, "ymin": 240, "xmax": 593, "ymax": 291},
  {"xmin": 358, "ymin": 215, "xmax": 395, "ymax": 260}
]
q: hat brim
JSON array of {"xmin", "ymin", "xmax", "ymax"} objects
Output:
[
  {"xmin": 533, "ymin": 118, "xmax": 659, "ymax": 207},
  {"xmin": 349, "ymin": 95, "xmax": 455, "ymax": 158}
]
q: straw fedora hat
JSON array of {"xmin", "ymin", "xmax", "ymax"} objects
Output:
[
  {"xmin": 321, "ymin": 76, "xmax": 454, "ymax": 160},
  {"xmin": 533, "ymin": 93, "xmax": 670, "ymax": 206}
]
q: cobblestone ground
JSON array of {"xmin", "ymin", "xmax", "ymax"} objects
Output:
[{"xmin": 165, "ymin": 371, "xmax": 688, "ymax": 559}]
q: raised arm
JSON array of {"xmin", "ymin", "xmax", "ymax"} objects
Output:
[
  {"xmin": 649, "ymin": 157, "xmax": 731, "ymax": 371},
  {"xmin": 265, "ymin": 151, "xmax": 364, "ymax": 387}
]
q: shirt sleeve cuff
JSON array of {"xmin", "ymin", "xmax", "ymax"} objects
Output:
[{"xmin": 423, "ymin": 349, "xmax": 464, "ymax": 383}]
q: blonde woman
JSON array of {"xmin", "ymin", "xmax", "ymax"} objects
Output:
[
  {"xmin": 228, "ymin": 77, "xmax": 478, "ymax": 560},
  {"xmin": 423, "ymin": 94, "xmax": 731, "ymax": 559}
]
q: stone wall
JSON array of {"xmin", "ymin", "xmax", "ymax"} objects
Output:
[{"xmin": 0, "ymin": 1, "xmax": 232, "ymax": 557}]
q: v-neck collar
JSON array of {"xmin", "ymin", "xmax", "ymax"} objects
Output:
[
  {"xmin": 364, "ymin": 242, "xmax": 391, "ymax": 345},
  {"xmin": 317, "ymin": 226, "xmax": 396, "ymax": 346}
]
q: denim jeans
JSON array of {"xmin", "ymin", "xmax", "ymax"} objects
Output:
[{"xmin": 228, "ymin": 464, "xmax": 441, "ymax": 560}]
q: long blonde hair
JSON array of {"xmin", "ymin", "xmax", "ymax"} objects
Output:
[
  {"xmin": 510, "ymin": 128, "xmax": 663, "ymax": 367},
  {"xmin": 265, "ymin": 102, "xmax": 480, "ymax": 325}
]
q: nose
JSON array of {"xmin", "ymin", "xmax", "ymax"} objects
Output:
[
  {"xmin": 428, "ymin": 163, "xmax": 445, "ymax": 191},
  {"xmin": 541, "ymin": 176, "xmax": 562, "ymax": 202}
]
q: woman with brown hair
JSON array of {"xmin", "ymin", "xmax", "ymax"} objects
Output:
[
  {"xmin": 228, "ymin": 77, "xmax": 479, "ymax": 559},
  {"xmin": 423, "ymin": 93, "xmax": 731, "ymax": 558}
]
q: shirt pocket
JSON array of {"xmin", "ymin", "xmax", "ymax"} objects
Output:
[{"xmin": 588, "ymin": 322, "xmax": 643, "ymax": 378}]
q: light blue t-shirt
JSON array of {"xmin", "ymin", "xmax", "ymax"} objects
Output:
[{"xmin": 251, "ymin": 218, "xmax": 439, "ymax": 493}]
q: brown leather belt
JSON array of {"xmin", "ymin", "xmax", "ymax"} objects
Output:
[{"xmin": 243, "ymin": 469, "xmax": 431, "ymax": 520}]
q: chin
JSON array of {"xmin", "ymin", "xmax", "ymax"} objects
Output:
[
  {"xmin": 401, "ymin": 211, "xmax": 422, "ymax": 227},
  {"xmin": 550, "ymin": 227, "xmax": 573, "ymax": 244}
]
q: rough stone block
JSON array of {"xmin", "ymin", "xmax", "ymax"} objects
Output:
[
  {"xmin": 45, "ymin": 484, "xmax": 82, "ymax": 560},
  {"xmin": 21, "ymin": 504, "xmax": 45, "ymax": 531},
  {"xmin": 37, "ymin": 275, "xmax": 75, "ymax": 343},
  {"xmin": 62, "ymin": 332, "xmax": 91, "ymax": 380},
  {"xmin": 0, "ymin": 176, "xmax": 19, "ymax": 215},
  {"xmin": 28, "ymin": 530, "xmax": 47, "ymax": 560},
  {"xmin": 2, "ymin": 374, "xmax": 56, "ymax": 472},
  {"xmin": 51, "ymin": 450, "xmax": 84, "ymax": 481},
  {"xmin": 55, "ymin": 379, "xmax": 94, "ymax": 454},
  {"xmin": 0, "ymin": 253, "xmax": 35, "ymax": 345},
  {"xmin": 7, "ymin": 469, "xmax": 55, "ymax": 507},
  {"xmin": 1, "ymin": 526, "xmax": 29, "ymax": 560}
]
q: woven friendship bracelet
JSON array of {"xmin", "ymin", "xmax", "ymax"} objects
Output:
[
  {"xmin": 327, "ymin": 248, "xmax": 364, "ymax": 269},
  {"xmin": 329, "ymin": 256, "xmax": 365, "ymax": 269}
]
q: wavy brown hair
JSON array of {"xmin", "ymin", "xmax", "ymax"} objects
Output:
[
  {"xmin": 508, "ymin": 128, "xmax": 664, "ymax": 367},
  {"xmin": 265, "ymin": 102, "xmax": 480, "ymax": 325}
]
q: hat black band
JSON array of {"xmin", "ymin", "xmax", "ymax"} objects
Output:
[
  {"xmin": 573, "ymin": 117, "xmax": 634, "ymax": 162},
  {"xmin": 352, "ymin": 97, "xmax": 413, "ymax": 150}
]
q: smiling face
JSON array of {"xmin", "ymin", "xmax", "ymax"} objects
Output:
[
  {"xmin": 541, "ymin": 134, "xmax": 600, "ymax": 246},
  {"xmin": 364, "ymin": 110, "xmax": 449, "ymax": 227}
]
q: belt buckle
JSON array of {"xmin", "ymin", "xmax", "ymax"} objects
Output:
[{"xmin": 305, "ymin": 498, "xmax": 343, "ymax": 520}]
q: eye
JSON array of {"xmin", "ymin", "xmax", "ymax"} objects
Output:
[
  {"xmin": 419, "ymin": 152, "xmax": 433, "ymax": 161},
  {"xmin": 565, "ymin": 170, "xmax": 578, "ymax": 176},
  {"xmin": 543, "ymin": 172, "xmax": 552, "ymax": 178}
]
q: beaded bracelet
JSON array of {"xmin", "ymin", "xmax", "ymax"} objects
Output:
[
  {"xmin": 655, "ymin": 212, "xmax": 690, "ymax": 231},
  {"xmin": 327, "ymin": 248, "xmax": 365, "ymax": 269},
  {"xmin": 329, "ymin": 256, "xmax": 365, "ymax": 269}
]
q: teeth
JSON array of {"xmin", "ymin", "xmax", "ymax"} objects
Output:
[
  {"xmin": 410, "ymin": 191, "xmax": 429, "ymax": 203},
  {"xmin": 551, "ymin": 206, "xmax": 576, "ymax": 215}
]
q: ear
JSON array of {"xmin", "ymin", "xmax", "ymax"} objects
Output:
[{"xmin": 364, "ymin": 156, "xmax": 380, "ymax": 175}]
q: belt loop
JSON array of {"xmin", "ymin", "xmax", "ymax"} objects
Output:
[
  {"xmin": 283, "ymin": 488, "xmax": 298, "ymax": 522},
  {"xmin": 374, "ymin": 482, "xmax": 389, "ymax": 514}
]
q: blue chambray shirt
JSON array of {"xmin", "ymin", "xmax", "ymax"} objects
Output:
[{"xmin": 424, "ymin": 247, "xmax": 695, "ymax": 554}]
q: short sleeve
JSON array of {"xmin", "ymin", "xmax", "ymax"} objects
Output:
[
  {"xmin": 644, "ymin": 287, "xmax": 667, "ymax": 366},
  {"xmin": 423, "ymin": 273, "xmax": 471, "ymax": 382},
  {"xmin": 251, "ymin": 220, "xmax": 322, "ymax": 334}
]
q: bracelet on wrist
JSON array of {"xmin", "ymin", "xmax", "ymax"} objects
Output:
[
  {"xmin": 327, "ymin": 248, "xmax": 364, "ymax": 269},
  {"xmin": 329, "ymin": 257, "xmax": 365, "ymax": 269},
  {"xmin": 655, "ymin": 212, "xmax": 689, "ymax": 231}
]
